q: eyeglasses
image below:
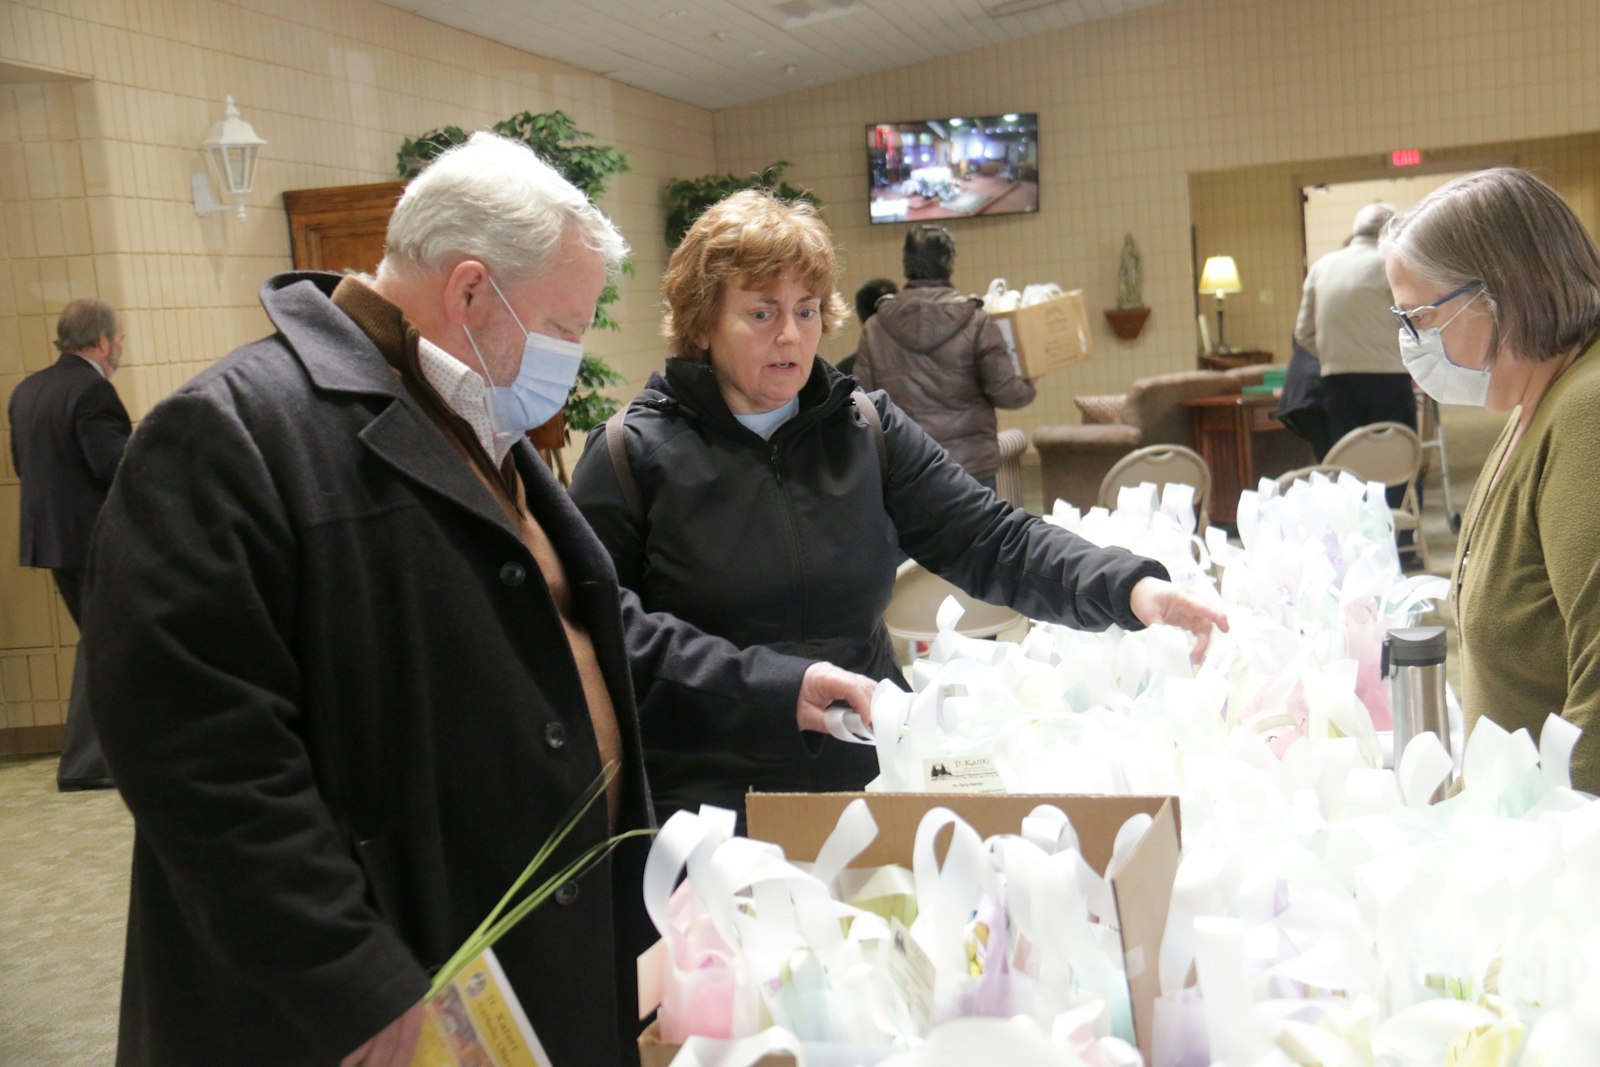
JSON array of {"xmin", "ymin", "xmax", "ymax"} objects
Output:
[{"xmin": 1390, "ymin": 283, "xmax": 1481, "ymax": 342}]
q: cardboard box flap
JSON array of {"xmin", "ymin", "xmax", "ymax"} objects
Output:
[{"xmin": 1108, "ymin": 797, "xmax": 1181, "ymax": 1063}]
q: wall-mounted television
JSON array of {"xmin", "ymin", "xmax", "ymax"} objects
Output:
[{"xmin": 866, "ymin": 113, "xmax": 1040, "ymax": 225}]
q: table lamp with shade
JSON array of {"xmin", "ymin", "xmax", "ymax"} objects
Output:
[{"xmin": 1198, "ymin": 255, "xmax": 1242, "ymax": 352}]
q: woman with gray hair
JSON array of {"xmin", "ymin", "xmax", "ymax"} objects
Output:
[{"xmin": 1381, "ymin": 167, "xmax": 1600, "ymax": 792}]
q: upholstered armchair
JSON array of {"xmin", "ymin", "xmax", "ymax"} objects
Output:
[{"xmin": 1034, "ymin": 366, "xmax": 1265, "ymax": 512}]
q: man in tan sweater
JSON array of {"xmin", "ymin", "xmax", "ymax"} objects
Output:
[{"xmin": 1294, "ymin": 203, "xmax": 1417, "ymax": 492}]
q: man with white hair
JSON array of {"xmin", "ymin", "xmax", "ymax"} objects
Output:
[
  {"xmin": 1293, "ymin": 201, "xmax": 1418, "ymax": 458},
  {"xmin": 84, "ymin": 133, "xmax": 873, "ymax": 1067}
]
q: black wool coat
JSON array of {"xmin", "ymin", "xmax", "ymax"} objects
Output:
[{"xmin": 84, "ymin": 274, "xmax": 807, "ymax": 1066}]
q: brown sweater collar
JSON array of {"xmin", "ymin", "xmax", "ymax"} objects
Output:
[{"xmin": 330, "ymin": 275, "xmax": 516, "ymax": 494}]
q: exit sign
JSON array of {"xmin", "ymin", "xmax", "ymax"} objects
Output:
[{"xmin": 1392, "ymin": 148, "xmax": 1423, "ymax": 167}]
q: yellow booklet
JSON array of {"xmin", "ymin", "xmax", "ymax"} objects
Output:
[{"xmin": 410, "ymin": 948, "xmax": 552, "ymax": 1067}]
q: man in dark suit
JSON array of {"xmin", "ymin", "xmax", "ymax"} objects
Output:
[
  {"xmin": 83, "ymin": 132, "xmax": 874, "ymax": 1067},
  {"xmin": 8, "ymin": 298, "xmax": 131, "ymax": 790}
]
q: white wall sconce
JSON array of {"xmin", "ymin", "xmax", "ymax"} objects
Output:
[{"xmin": 192, "ymin": 96, "xmax": 267, "ymax": 220}]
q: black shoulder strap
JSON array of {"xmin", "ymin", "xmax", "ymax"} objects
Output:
[
  {"xmin": 852, "ymin": 389, "xmax": 888, "ymax": 485},
  {"xmin": 604, "ymin": 410, "xmax": 644, "ymax": 525}
]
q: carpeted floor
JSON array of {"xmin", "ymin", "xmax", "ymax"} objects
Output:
[
  {"xmin": 0, "ymin": 755, "xmax": 130, "ymax": 1064},
  {"xmin": 0, "ymin": 404, "xmax": 1505, "ymax": 1065}
]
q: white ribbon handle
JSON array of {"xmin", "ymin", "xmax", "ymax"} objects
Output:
[
  {"xmin": 823, "ymin": 707, "xmax": 875, "ymax": 745},
  {"xmin": 644, "ymin": 807, "xmax": 735, "ymax": 936},
  {"xmin": 808, "ymin": 797, "xmax": 879, "ymax": 890}
]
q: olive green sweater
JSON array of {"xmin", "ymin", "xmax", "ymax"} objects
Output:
[{"xmin": 1455, "ymin": 337, "xmax": 1600, "ymax": 793}]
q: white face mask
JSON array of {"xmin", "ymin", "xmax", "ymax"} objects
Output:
[
  {"xmin": 462, "ymin": 274, "xmax": 585, "ymax": 448},
  {"xmin": 1396, "ymin": 291, "xmax": 1491, "ymax": 407}
]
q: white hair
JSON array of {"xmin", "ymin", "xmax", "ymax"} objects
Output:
[
  {"xmin": 378, "ymin": 131, "xmax": 628, "ymax": 285},
  {"xmin": 1352, "ymin": 201, "xmax": 1396, "ymax": 239}
]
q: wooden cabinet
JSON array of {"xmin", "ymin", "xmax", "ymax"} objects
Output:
[
  {"xmin": 283, "ymin": 181, "xmax": 405, "ymax": 273},
  {"xmin": 1183, "ymin": 393, "xmax": 1314, "ymax": 525}
]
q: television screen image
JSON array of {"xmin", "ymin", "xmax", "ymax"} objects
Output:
[{"xmin": 866, "ymin": 113, "xmax": 1040, "ymax": 225}]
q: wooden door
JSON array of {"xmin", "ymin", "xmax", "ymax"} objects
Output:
[{"xmin": 283, "ymin": 181, "xmax": 405, "ymax": 272}]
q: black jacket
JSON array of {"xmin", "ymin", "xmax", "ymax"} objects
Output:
[
  {"xmin": 84, "ymin": 274, "xmax": 810, "ymax": 1066},
  {"xmin": 569, "ymin": 357, "xmax": 1165, "ymax": 822},
  {"xmin": 8, "ymin": 352, "xmax": 130, "ymax": 568}
]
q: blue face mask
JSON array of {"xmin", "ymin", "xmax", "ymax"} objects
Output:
[{"xmin": 462, "ymin": 274, "xmax": 585, "ymax": 444}]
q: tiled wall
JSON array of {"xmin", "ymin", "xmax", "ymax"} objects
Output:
[
  {"xmin": 709, "ymin": 0, "xmax": 1600, "ymax": 439},
  {"xmin": 0, "ymin": 0, "xmax": 717, "ymax": 741}
]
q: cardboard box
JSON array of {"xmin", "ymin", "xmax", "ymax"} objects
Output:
[
  {"xmin": 640, "ymin": 791, "xmax": 1181, "ymax": 1067},
  {"xmin": 989, "ymin": 289, "xmax": 1093, "ymax": 379}
]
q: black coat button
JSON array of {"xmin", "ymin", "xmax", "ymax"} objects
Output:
[
  {"xmin": 499, "ymin": 561, "xmax": 526, "ymax": 586},
  {"xmin": 554, "ymin": 880, "xmax": 579, "ymax": 906},
  {"xmin": 543, "ymin": 722, "xmax": 567, "ymax": 749}
]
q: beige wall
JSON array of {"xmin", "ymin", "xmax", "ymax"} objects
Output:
[
  {"xmin": 0, "ymin": 0, "xmax": 716, "ymax": 739},
  {"xmin": 710, "ymin": 0, "xmax": 1600, "ymax": 435},
  {"xmin": 1302, "ymin": 173, "xmax": 1469, "ymax": 267}
]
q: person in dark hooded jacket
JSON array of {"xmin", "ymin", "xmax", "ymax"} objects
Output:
[
  {"xmin": 853, "ymin": 224, "xmax": 1035, "ymax": 487},
  {"xmin": 569, "ymin": 191, "xmax": 1228, "ymax": 830}
]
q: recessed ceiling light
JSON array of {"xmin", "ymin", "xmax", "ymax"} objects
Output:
[
  {"xmin": 784, "ymin": 64, "xmax": 798, "ymax": 75},
  {"xmin": 750, "ymin": 48, "xmax": 768, "ymax": 56},
  {"xmin": 712, "ymin": 30, "xmax": 730, "ymax": 40}
]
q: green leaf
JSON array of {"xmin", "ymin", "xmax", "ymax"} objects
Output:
[{"xmin": 424, "ymin": 763, "xmax": 650, "ymax": 998}]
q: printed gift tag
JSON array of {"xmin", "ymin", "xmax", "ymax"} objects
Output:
[
  {"xmin": 411, "ymin": 948, "xmax": 552, "ymax": 1067},
  {"xmin": 921, "ymin": 754, "xmax": 1005, "ymax": 794}
]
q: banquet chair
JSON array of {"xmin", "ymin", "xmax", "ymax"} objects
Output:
[
  {"xmin": 1097, "ymin": 444, "xmax": 1212, "ymax": 532},
  {"xmin": 1323, "ymin": 421, "xmax": 1428, "ymax": 567},
  {"xmin": 995, "ymin": 428, "xmax": 1027, "ymax": 507},
  {"xmin": 881, "ymin": 560, "xmax": 1023, "ymax": 643}
]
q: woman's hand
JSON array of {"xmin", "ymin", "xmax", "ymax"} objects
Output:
[
  {"xmin": 1128, "ymin": 576, "xmax": 1229, "ymax": 662},
  {"xmin": 797, "ymin": 663, "xmax": 877, "ymax": 733}
]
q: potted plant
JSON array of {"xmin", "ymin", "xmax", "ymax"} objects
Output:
[
  {"xmin": 1104, "ymin": 234, "xmax": 1151, "ymax": 340},
  {"xmin": 398, "ymin": 111, "xmax": 632, "ymax": 444},
  {"xmin": 662, "ymin": 161, "xmax": 818, "ymax": 248}
]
